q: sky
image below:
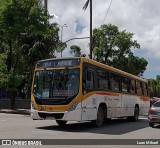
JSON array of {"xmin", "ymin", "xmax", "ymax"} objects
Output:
[{"xmin": 47, "ymin": 0, "xmax": 160, "ymax": 80}]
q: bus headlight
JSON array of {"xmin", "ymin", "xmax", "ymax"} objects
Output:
[{"xmin": 67, "ymin": 102, "xmax": 79, "ymax": 112}]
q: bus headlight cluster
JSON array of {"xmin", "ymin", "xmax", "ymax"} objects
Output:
[{"xmin": 67, "ymin": 102, "xmax": 79, "ymax": 112}]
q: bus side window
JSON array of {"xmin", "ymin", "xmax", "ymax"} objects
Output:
[
  {"xmin": 136, "ymin": 81, "xmax": 143, "ymax": 96},
  {"xmin": 86, "ymin": 71, "xmax": 94, "ymax": 89},
  {"xmin": 140, "ymin": 82, "xmax": 144, "ymax": 95},
  {"xmin": 97, "ymin": 69, "xmax": 109, "ymax": 90},
  {"xmin": 121, "ymin": 77, "xmax": 129, "ymax": 93},
  {"xmin": 127, "ymin": 79, "xmax": 135, "ymax": 94},
  {"xmin": 110, "ymin": 73, "xmax": 120, "ymax": 92},
  {"xmin": 143, "ymin": 83, "xmax": 148, "ymax": 96}
]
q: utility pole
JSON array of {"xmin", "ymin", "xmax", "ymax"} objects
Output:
[{"xmin": 83, "ymin": 0, "xmax": 93, "ymax": 59}]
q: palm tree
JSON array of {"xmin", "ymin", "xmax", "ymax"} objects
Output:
[{"xmin": 83, "ymin": 0, "xmax": 90, "ymax": 10}]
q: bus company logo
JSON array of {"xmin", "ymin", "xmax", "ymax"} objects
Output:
[{"xmin": 2, "ymin": 140, "xmax": 11, "ymax": 145}]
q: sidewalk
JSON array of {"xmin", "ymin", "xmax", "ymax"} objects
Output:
[{"xmin": 0, "ymin": 109, "xmax": 30, "ymax": 115}]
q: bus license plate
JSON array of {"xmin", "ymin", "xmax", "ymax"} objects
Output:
[{"xmin": 46, "ymin": 116, "xmax": 55, "ymax": 120}]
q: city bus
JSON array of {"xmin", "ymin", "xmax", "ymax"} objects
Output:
[{"xmin": 31, "ymin": 57, "xmax": 150, "ymax": 127}]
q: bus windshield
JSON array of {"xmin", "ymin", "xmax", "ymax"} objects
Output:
[{"xmin": 33, "ymin": 68, "xmax": 79, "ymax": 99}]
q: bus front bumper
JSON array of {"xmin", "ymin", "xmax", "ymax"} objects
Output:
[{"xmin": 31, "ymin": 108, "xmax": 82, "ymax": 121}]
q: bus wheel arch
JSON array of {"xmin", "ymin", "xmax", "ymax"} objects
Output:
[
  {"xmin": 127, "ymin": 104, "xmax": 139, "ymax": 122},
  {"xmin": 91, "ymin": 103, "xmax": 107, "ymax": 127}
]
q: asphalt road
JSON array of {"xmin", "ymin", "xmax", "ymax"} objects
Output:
[{"xmin": 0, "ymin": 113, "xmax": 160, "ymax": 148}]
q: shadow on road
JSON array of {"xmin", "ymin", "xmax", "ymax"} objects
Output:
[{"xmin": 37, "ymin": 118, "xmax": 151, "ymax": 135}]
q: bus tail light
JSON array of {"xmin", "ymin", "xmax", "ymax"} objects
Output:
[{"xmin": 67, "ymin": 102, "xmax": 79, "ymax": 112}]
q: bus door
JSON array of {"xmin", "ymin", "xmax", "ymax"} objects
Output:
[{"xmin": 81, "ymin": 66, "xmax": 97, "ymax": 121}]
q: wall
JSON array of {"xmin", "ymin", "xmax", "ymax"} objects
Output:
[{"xmin": 0, "ymin": 99, "xmax": 30, "ymax": 109}]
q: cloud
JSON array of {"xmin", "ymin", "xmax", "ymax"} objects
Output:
[
  {"xmin": 75, "ymin": 18, "xmax": 86, "ymax": 34},
  {"xmin": 48, "ymin": 0, "xmax": 160, "ymax": 78}
]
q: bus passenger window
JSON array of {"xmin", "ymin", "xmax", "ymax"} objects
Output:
[
  {"xmin": 86, "ymin": 71, "xmax": 94, "ymax": 89},
  {"xmin": 97, "ymin": 69, "xmax": 109, "ymax": 90},
  {"xmin": 122, "ymin": 77, "xmax": 128, "ymax": 93},
  {"xmin": 143, "ymin": 83, "xmax": 148, "ymax": 96},
  {"xmin": 140, "ymin": 82, "xmax": 144, "ymax": 95},
  {"xmin": 136, "ymin": 81, "xmax": 142, "ymax": 96},
  {"xmin": 110, "ymin": 73, "xmax": 120, "ymax": 92},
  {"xmin": 129, "ymin": 79, "xmax": 136, "ymax": 94}
]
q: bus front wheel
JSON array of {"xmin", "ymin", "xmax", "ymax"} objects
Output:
[
  {"xmin": 56, "ymin": 120, "xmax": 67, "ymax": 126},
  {"xmin": 91, "ymin": 107, "xmax": 104, "ymax": 128}
]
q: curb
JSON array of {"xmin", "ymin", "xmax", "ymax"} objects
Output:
[{"xmin": 0, "ymin": 109, "xmax": 30, "ymax": 115}]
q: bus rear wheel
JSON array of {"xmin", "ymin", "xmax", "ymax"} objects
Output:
[
  {"xmin": 91, "ymin": 107, "xmax": 104, "ymax": 128},
  {"xmin": 127, "ymin": 106, "xmax": 139, "ymax": 122},
  {"xmin": 56, "ymin": 120, "xmax": 67, "ymax": 126}
]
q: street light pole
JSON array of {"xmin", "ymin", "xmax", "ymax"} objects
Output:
[{"xmin": 60, "ymin": 24, "xmax": 67, "ymax": 58}]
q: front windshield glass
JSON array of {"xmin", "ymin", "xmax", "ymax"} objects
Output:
[
  {"xmin": 34, "ymin": 68, "xmax": 79, "ymax": 99},
  {"xmin": 153, "ymin": 101, "xmax": 160, "ymax": 107}
]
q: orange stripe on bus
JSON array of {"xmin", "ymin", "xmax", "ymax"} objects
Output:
[
  {"xmin": 96, "ymin": 92, "xmax": 119, "ymax": 96},
  {"xmin": 140, "ymin": 96, "xmax": 150, "ymax": 102}
]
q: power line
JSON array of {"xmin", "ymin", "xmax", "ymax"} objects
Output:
[{"xmin": 102, "ymin": 0, "xmax": 113, "ymax": 24}]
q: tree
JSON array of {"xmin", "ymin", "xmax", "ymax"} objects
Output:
[
  {"xmin": 111, "ymin": 53, "xmax": 148, "ymax": 76},
  {"xmin": 70, "ymin": 45, "xmax": 86, "ymax": 57},
  {"xmin": 149, "ymin": 75, "xmax": 160, "ymax": 97},
  {"xmin": 0, "ymin": 0, "xmax": 59, "ymax": 108},
  {"xmin": 92, "ymin": 24, "xmax": 147, "ymax": 76}
]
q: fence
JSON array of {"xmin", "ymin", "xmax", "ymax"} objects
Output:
[{"xmin": 0, "ymin": 98, "xmax": 30, "ymax": 109}]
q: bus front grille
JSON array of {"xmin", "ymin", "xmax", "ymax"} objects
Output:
[
  {"xmin": 35, "ymin": 99, "xmax": 71, "ymax": 105},
  {"xmin": 38, "ymin": 112, "xmax": 64, "ymax": 119}
]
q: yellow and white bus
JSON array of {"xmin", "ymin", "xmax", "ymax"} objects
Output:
[{"xmin": 31, "ymin": 57, "xmax": 150, "ymax": 127}]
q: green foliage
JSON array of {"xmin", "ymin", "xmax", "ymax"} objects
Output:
[
  {"xmin": 112, "ymin": 53, "xmax": 148, "ymax": 76},
  {"xmin": 70, "ymin": 45, "xmax": 86, "ymax": 57},
  {"xmin": 149, "ymin": 76, "xmax": 160, "ymax": 97},
  {"xmin": 70, "ymin": 45, "xmax": 81, "ymax": 57},
  {"xmin": 0, "ymin": 0, "xmax": 60, "ymax": 100},
  {"xmin": 0, "ymin": 54, "xmax": 7, "ymax": 86},
  {"xmin": 93, "ymin": 24, "xmax": 147, "ymax": 76},
  {"xmin": 0, "ymin": 53, "xmax": 22, "ymax": 92},
  {"xmin": 56, "ymin": 42, "xmax": 67, "ymax": 54}
]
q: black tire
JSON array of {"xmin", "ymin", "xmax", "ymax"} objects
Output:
[
  {"xmin": 149, "ymin": 122, "xmax": 154, "ymax": 128},
  {"xmin": 127, "ymin": 106, "xmax": 139, "ymax": 122},
  {"xmin": 56, "ymin": 120, "xmax": 67, "ymax": 126},
  {"xmin": 91, "ymin": 107, "xmax": 104, "ymax": 128}
]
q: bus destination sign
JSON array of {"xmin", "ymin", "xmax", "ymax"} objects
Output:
[{"xmin": 36, "ymin": 59, "xmax": 80, "ymax": 68}]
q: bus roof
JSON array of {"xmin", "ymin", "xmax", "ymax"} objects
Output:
[{"xmin": 36, "ymin": 57, "xmax": 147, "ymax": 82}]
